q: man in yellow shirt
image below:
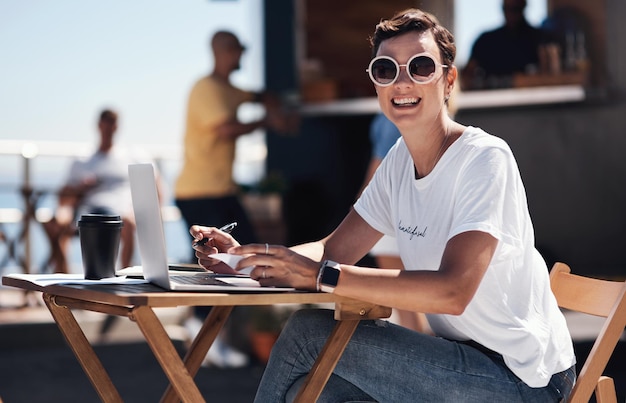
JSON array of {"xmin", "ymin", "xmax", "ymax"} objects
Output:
[
  {"xmin": 176, "ymin": 30, "xmax": 284, "ymax": 250},
  {"xmin": 175, "ymin": 30, "xmax": 285, "ymax": 368}
]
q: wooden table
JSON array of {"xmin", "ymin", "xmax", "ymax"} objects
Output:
[{"xmin": 2, "ymin": 275, "xmax": 391, "ymax": 402}]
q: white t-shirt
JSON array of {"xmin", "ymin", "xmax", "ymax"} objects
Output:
[
  {"xmin": 66, "ymin": 146, "xmax": 149, "ymax": 217},
  {"xmin": 354, "ymin": 126, "xmax": 575, "ymax": 388}
]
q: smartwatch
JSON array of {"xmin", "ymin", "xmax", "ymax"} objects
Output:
[{"xmin": 318, "ymin": 260, "xmax": 341, "ymax": 293}]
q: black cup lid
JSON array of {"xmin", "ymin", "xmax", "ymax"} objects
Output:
[
  {"xmin": 78, "ymin": 214, "xmax": 121, "ymax": 222},
  {"xmin": 77, "ymin": 214, "xmax": 123, "ymax": 227}
]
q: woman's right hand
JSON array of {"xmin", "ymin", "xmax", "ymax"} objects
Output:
[{"xmin": 190, "ymin": 225, "xmax": 241, "ymax": 274}]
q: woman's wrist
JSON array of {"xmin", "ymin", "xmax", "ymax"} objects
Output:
[
  {"xmin": 317, "ymin": 260, "xmax": 341, "ymax": 293},
  {"xmin": 315, "ymin": 262, "xmax": 324, "ymax": 292}
]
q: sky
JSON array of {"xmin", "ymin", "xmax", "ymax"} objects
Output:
[
  {"xmin": 0, "ymin": 0, "xmax": 546, "ymax": 187},
  {"xmin": 0, "ymin": 0, "xmax": 263, "ymax": 146},
  {"xmin": 0, "ymin": 0, "xmax": 265, "ymax": 187}
]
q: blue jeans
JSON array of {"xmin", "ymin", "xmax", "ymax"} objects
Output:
[{"xmin": 253, "ymin": 309, "xmax": 575, "ymax": 402}]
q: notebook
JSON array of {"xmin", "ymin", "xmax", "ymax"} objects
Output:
[{"xmin": 128, "ymin": 163, "xmax": 294, "ymax": 292}]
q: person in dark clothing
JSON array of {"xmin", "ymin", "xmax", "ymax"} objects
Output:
[{"xmin": 461, "ymin": 0, "xmax": 546, "ymax": 89}]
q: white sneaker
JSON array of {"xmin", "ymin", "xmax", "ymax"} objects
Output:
[
  {"xmin": 203, "ymin": 337, "xmax": 249, "ymax": 368},
  {"xmin": 183, "ymin": 316, "xmax": 203, "ymax": 341},
  {"xmin": 183, "ymin": 316, "xmax": 249, "ymax": 369}
]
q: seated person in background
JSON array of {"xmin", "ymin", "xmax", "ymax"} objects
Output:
[
  {"xmin": 461, "ymin": 0, "xmax": 546, "ymax": 89},
  {"xmin": 43, "ymin": 108, "xmax": 157, "ymax": 273}
]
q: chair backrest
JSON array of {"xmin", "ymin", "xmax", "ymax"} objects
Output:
[{"xmin": 549, "ymin": 262, "xmax": 626, "ymax": 403}]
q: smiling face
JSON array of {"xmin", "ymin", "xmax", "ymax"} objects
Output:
[{"xmin": 374, "ymin": 30, "xmax": 454, "ymax": 131}]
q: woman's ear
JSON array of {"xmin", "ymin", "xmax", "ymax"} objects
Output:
[
  {"xmin": 446, "ymin": 65, "xmax": 458, "ymax": 94},
  {"xmin": 445, "ymin": 68, "xmax": 460, "ymax": 116}
]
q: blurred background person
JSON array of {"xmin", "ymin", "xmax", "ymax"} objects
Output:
[
  {"xmin": 461, "ymin": 0, "xmax": 547, "ymax": 89},
  {"xmin": 175, "ymin": 30, "xmax": 289, "ymax": 368},
  {"xmin": 175, "ymin": 30, "xmax": 287, "ymax": 255},
  {"xmin": 43, "ymin": 109, "xmax": 157, "ymax": 274}
]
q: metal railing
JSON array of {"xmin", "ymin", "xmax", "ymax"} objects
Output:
[{"xmin": 0, "ymin": 139, "xmax": 182, "ymax": 274}]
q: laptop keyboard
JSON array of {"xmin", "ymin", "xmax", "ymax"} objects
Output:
[{"xmin": 170, "ymin": 274, "xmax": 233, "ymax": 286}]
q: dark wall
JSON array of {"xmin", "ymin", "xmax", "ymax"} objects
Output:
[
  {"xmin": 264, "ymin": 0, "xmax": 373, "ymax": 244},
  {"xmin": 268, "ymin": 115, "xmax": 372, "ymax": 245},
  {"xmin": 263, "ymin": 0, "xmax": 297, "ymax": 93}
]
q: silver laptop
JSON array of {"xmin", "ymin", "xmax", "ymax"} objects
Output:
[{"xmin": 128, "ymin": 163, "xmax": 293, "ymax": 292}]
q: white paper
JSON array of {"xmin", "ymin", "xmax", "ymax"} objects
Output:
[
  {"xmin": 4, "ymin": 273, "xmax": 148, "ymax": 287},
  {"xmin": 115, "ymin": 264, "xmax": 205, "ymax": 278},
  {"xmin": 208, "ymin": 253, "xmax": 253, "ymax": 275}
]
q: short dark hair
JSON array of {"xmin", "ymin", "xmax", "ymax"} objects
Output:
[
  {"xmin": 211, "ymin": 30, "xmax": 245, "ymax": 52},
  {"xmin": 369, "ymin": 8, "xmax": 456, "ymax": 68},
  {"xmin": 99, "ymin": 109, "xmax": 118, "ymax": 123}
]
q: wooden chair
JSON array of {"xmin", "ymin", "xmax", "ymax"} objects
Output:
[{"xmin": 549, "ymin": 262, "xmax": 626, "ymax": 403}]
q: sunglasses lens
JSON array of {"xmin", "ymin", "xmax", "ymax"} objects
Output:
[
  {"xmin": 371, "ymin": 58, "xmax": 397, "ymax": 85},
  {"xmin": 409, "ymin": 56, "xmax": 437, "ymax": 81}
]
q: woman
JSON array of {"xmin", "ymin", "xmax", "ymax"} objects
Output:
[{"xmin": 191, "ymin": 8, "xmax": 576, "ymax": 402}]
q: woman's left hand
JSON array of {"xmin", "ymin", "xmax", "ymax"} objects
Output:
[{"xmin": 228, "ymin": 243, "xmax": 319, "ymax": 290}]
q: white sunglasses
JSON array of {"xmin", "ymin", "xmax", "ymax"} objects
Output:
[{"xmin": 366, "ymin": 52, "xmax": 448, "ymax": 86}]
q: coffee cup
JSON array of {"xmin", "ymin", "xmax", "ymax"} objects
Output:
[{"xmin": 77, "ymin": 214, "xmax": 124, "ymax": 280}]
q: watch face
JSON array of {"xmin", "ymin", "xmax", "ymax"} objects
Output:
[{"xmin": 322, "ymin": 264, "xmax": 341, "ymax": 287}]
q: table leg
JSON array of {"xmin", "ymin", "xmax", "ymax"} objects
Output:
[
  {"xmin": 43, "ymin": 293, "xmax": 123, "ymax": 403},
  {"xmin": 292, "ymin": 319, "xmax": 360, "ymax": 402},
  {"xmin": 129, "ymin": 305, "xmax": 206, "ymax": 403},
  {"xmin": 159, "ymin": 305, "xmax": 234, "ymax": 403},
  {"xmin": 293, "ymin": 300, "xmax": 392, "ymax": 402}
]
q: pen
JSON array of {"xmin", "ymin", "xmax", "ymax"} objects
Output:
[
  {"xmin": 219, "ymin": 221, "xmax": 237, "ymax": 234},
  {"xmin": 193, "ymin": 222, "xmax": 238, "ymax": 246}
]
